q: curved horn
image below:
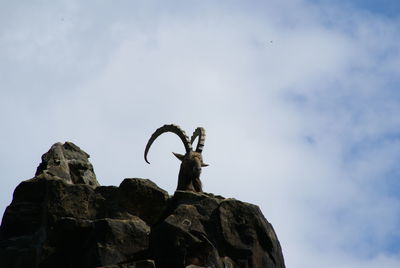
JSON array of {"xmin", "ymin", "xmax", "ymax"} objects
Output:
[
  {"xmin": 190, "ymin": 127, "xmax": 206, "ymax": 153},
  {"xmin": 144, "ymin": 124, "xmax": 192, "ymax": 164}
]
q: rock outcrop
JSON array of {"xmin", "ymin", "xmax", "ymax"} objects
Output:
[
  {"xmin": 35, "ymin": 142, "xmax": 99, "ymax": 187},
  {"xmin": 0, "ymin": 142, "xmax": 285, "ymax": 268}
]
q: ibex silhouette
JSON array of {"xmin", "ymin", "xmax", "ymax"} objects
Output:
[{"xmin": 144, "ymin": 124, "xmax": 208, "ymax": 192}]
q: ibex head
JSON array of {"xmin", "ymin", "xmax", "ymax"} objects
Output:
[{"xmin": 144, "ymin": 124, "xmax": 208, "ymax": 192}]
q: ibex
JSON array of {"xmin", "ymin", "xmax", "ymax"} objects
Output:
[{"xmin": 144, "ymin": 124, "xmax": 208, "ymax": 192}]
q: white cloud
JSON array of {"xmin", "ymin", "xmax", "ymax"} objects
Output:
[{"xmin": 1, "ymin": 1, "xmax": 400, "ymax": 267}]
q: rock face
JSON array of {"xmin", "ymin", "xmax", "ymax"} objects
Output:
[
  {"xmin": 0, "ymin": 142, "xmax": 285, "ymax": 268},
  {"xmin": 35, "ymin": 142, "xmax": 99, "ymax": 187}
]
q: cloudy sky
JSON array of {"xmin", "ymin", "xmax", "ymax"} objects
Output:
[{"xmin": 1, "ymin": 0, "xmax": 400, "ymax": 267}]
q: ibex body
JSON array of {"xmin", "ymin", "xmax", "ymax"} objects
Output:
[{"xmin": 144, "ymin": 124, "xmax": 208, "ymax": 192}]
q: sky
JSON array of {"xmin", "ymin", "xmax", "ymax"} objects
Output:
[{"xmin": 1, "ymin": 0, "xmax": 400, "ymax": 267}]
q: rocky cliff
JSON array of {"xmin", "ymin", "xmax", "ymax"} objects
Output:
[{"xmin": 0, "ymin": 142, "xmax": 285, "ymax": 268}]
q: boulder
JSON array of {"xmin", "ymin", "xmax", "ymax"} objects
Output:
[
  {"xmin": 35, "ymin": 142, "xmax": 99, "ymax": 187},
  {"xmin": 43, "ymin": 216, "xmax": 150, "ymax": 267},
  {"xmin": 0, "ymin": 142, "xmax": 285, "ymax": 268},
  {"xmin": 117, "ymin": 178, "xmax": 169, "ymax": 225},
  {"xmin": 149, "ymin": 191, "xmax": 284, "ymax": 268}
]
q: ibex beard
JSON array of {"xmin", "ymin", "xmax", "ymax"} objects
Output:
[{"xmin": 173, "ymin": 151, "xmax": 208, "ymax": 192}]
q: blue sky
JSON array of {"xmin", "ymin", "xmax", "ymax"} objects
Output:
[
  {"xmin": 312, "ymin": 0, "xmax": 400, "ymax": 17},
  {"xmin": 1, "ymin": 1, "xmax": 400, "ymax": 267}
]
